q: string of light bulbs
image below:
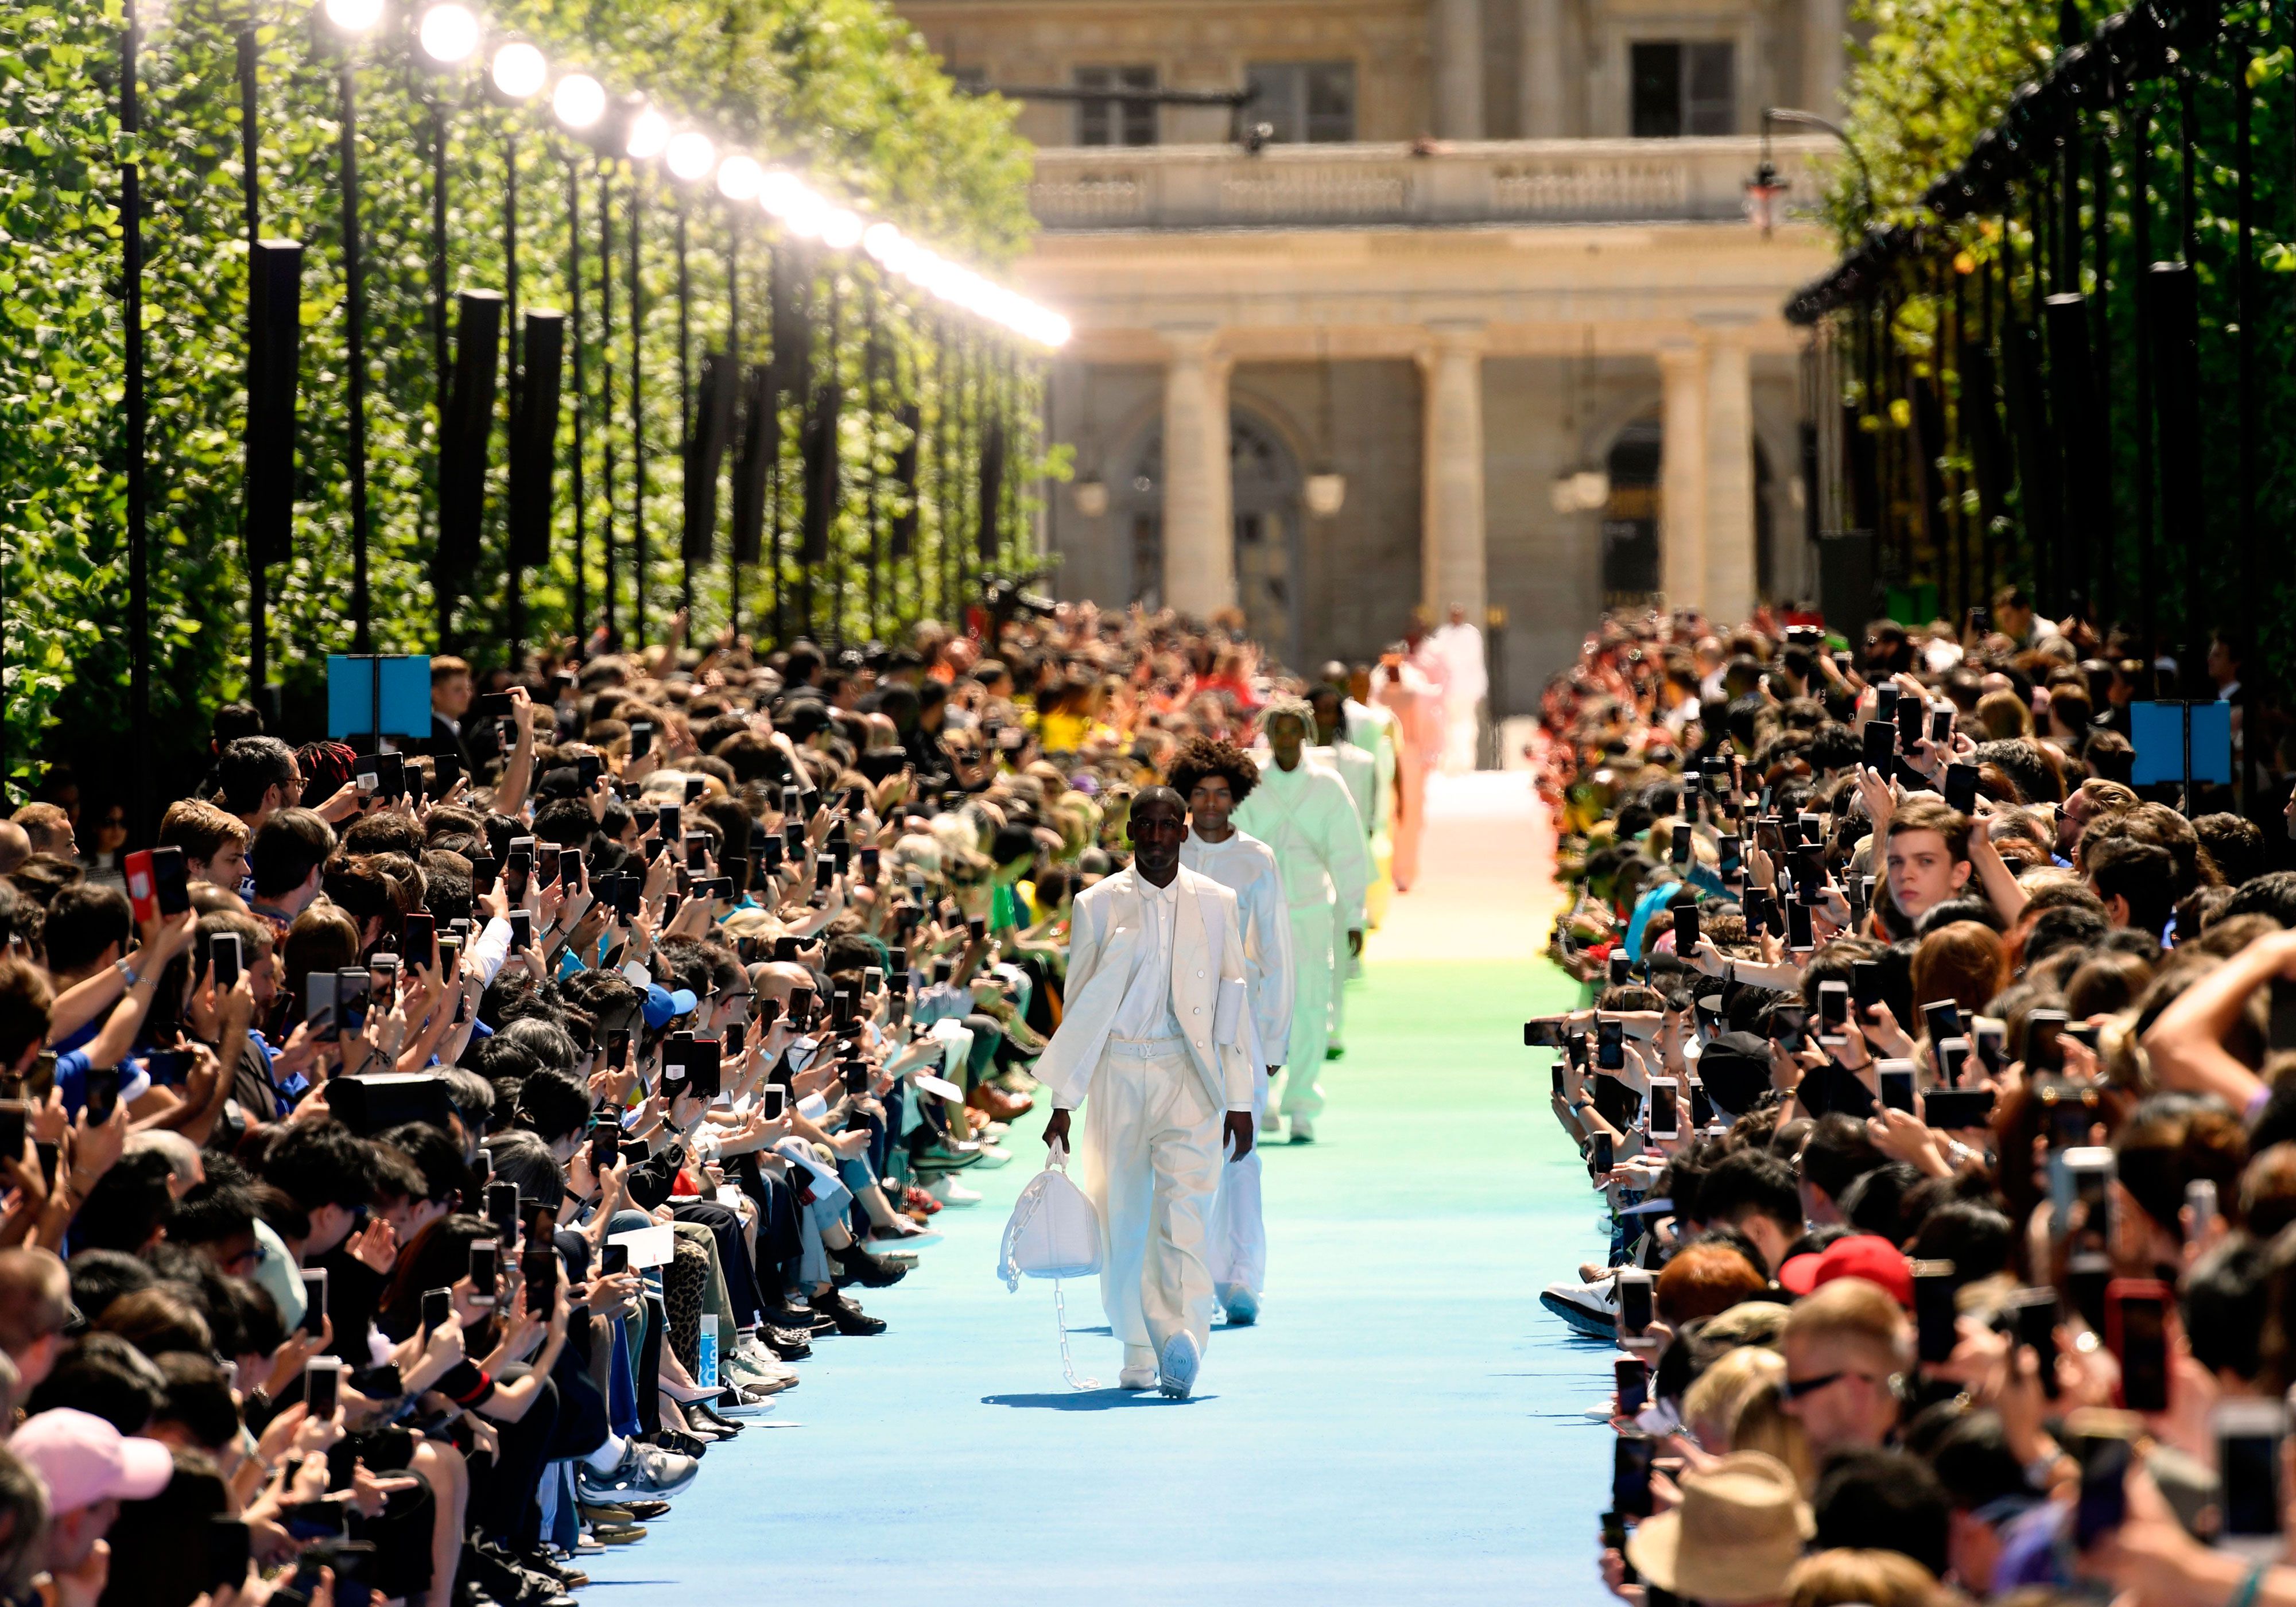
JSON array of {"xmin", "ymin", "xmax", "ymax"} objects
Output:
[{"xmin": 318, "ymin": 0, "xmax": 1073, "ymax": 350}]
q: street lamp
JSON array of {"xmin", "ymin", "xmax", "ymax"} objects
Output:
[
  {"xmin": 552, "ymin": 71, "xmax": 605, "ymax": 131},
  {"xmin": 416, "ymin": 2, "xmax": 477, "ymax": 64},
  {"xmin": 490, "ymin": 40, "xmax": 545, "ymax": 99},
  {"xmin": 665, "ymin": 130, "xmax": 715, "ymax": 184}
]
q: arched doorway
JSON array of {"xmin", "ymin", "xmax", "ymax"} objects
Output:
[
  {"xmin": 1601, "ymin": 417, "xmax": 1663, "ymax": 605},
  {"xmin": 1116, "ymin": 410, "xmax": 1307, "ymax": 666}
]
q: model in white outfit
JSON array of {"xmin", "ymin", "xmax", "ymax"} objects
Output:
[
  {"xmin": 1232, "ymin": 700, "xmax": 1370, "ymax": 1142},
  {"xmin": 1179, "ymin": 805, "xmax": 1292, "ymax": 1323},
  {"xmin": 1037, "ymin": 790, "xmax": 1258, "ymax": 1398}
]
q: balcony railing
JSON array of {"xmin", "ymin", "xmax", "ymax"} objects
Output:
[{"xmin": 1027, "ymin": 135, "xmax": 1835, "ymax": 232}]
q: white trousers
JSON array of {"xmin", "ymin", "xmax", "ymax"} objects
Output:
[
  {"xmin": 1208, "ymin": 1042, "xmax": 1268, "ymax": 1294},
  {"xmin": 1079, "ymin": 1038, "xmax": 1223, "ymax": 1366},
  {"xmin": 1281, "ymin": 901, "xmax": 1334, "ymax": 1119}
]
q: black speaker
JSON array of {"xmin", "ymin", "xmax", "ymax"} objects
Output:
[
  {"xmin": 243, "ymin": 239, "xmax": 304, "ymax": 568},
  {"xmin": 975, "ymin": 415, "xmax": 1006, "ymax": 560},
  {"xmin": 436, "ymin": 289, "xmax": 505, "ymax": 587},
  {"xmin": 890, "ymin": 400, "xmax": 921, "ymax": 558},
  {"xmin": 681, "ymin": 351, "xmax": 737, "ymax": 564},
  {"xmin": 731, "ymin": 363, "xmax": 772, "ymax": 565},
  {"xmin": 508, "ymin": 309, "xmax": 564, "ymax": 572},
  {"xmin": 800, "ymin": 379, "xmax": 841, "ymax": 563}
]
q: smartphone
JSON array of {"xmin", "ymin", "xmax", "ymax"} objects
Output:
[
  {"xmin": 305, "ymin": 1356, "xmax": 342, "ymax": 1418},
  {"xmin": 784, "ymin": 821, "xmax": 805, "ymax": 857},
  {"xmin": 1786, "ymin": 898, "xmax": 1814, "ymax": 953},
  {"xmin": 402, "ymin": 912, "xmax": 435, "ymax": 971},
  {"xmin": 1929, "ymin": 705, "xmax": 1953, "ymax": 744},
  {"xmin": 486, "ymin": 1181, "xmax": 522, "ymax": 1247},
  {"xmin": 762, "ymin": 1085, "xmax": 788, "ymax": 1121},
  {"xmin": 600, "ymin": 1243, "xmax": 631, "ymax": 1277},
  {"xmin": 1975, "ymin": 1019, "xmax": 2007, "ymax": 1076},
  {"xmin": 2025, "ymin": 1009, "xmax": 2069, "ymax": 1075},
  {"xmin": 1523, "ymin": 1018, "xmax": 1568, "ymax": 1049},
  {"xmin": 150, "ymin": 845, "xmax": 192, "ymax": 915},
  {"xmin": 300, "ymin": 1268, "xmax": 328, "ymax": 1336},
  {"xmin": 335, "ymin": 968, "xmax": 370, "ymax": 1038},
  {"xmin": 788, "ymin": 986, "xmax": 815, "ymax": 1026},
  {"xmin": 2188, "ymin": 1179, "xmax": 2220, "ymax": 1248},
  {"xmin": 469, "ymin": 853, "xmax": 500, "ymax": 896},
  {"xmin": 1911, "ymin": 1257, "xmax": 1960, "ymax": 1365},
  {"xmin": 468, "ymin": 1240, "xmax": 498, "ymax": 1307},
  {"xmin": 842, "ymin": 1059, "xmax": 869, "ymax": 1097},
  {"xmin": 1615, "ymin": 1355, "xmax": 1649, "ymax": 1417},
  {"xmin": 209, "ymin": 931, "xmax": 243, "ymax": 992},
  {"xmin": 1851, "ymin": 959, "xmax": 1884, "ymax": 1014},
  {"xmin": 141, "ymin": 1049, "xmax": 189, "ymax": 1088},
  {"xmin": 421, "ymin": 1286, "xmax": 452, "ymax": 1336},
  {"xmin": 1669, "ymin": 824, "xmax": 1692, "ymax": 868},
  {"xmin": 1646, "ymin": 1077, "xmax": 1680, "ymax": 1139},
  {"xmin": 1596, "ymin": 1017, "xmax": 1625, "ymax": 1072},
  {"xmin": 1817, "ymin": 980, "xmax": 1849, "ymax": 1046},
  {"xmin": 660, "ymin": 802, "xmax": 683, "ymax": 841},
  {"xmin": 2268, "ymin": 980, "xmax": 2296, "ymax": 1053},
  {"xmin": 1743, "ymin": 887, "xmax": 1775, "ymax": 938},
  {"xmin": 206, "ymin": 1516, "xmax": 251, "ymax": 1594},
  {"xmin": 2059, "ymin": 1144, "xmax": 2117, "ymax": 1244},
  {"xmin": 1942, "ymin": 762, "xmax": 1979, "ymax": 816},
  {"xmin": 1671, "ymin": 898, "xmax": 1700, "ymax": 954},
  {"xmin": 535, "ymin": 844, "xmax": 561, "ymax": 888},
  {"xmin": 684, "ymin": 777, "xmax": 707, "ymax": 804},
  {"xmin": 2010, "ymin": 1287, "xmax": 2061, "ymax": 1399},
  {"xmin": 1617, "ymin": 1268, "xmax": 1654, "ymax": 1337},
  {"xmin": 1613, "ymin": 1432, "xmax": 1657, "ymax": 1520},
  {"xmin": 477, "ymin": 690, "xmax": 517, "ymax": 719},
  {"xmin": 588, "ymin": 1122, "xmax": 619, "ymax": 1181},
  {"xmin": 1897, "ymin": 692, "xmax": 1926, "ymax": 751},
  {"xmin": 687, "ymin": 1039, "xmax": 723, "ymax": 1101},
  {"xmin": 123, "ymin": 849, "xmax": 158, "ymax": 924},
  {"xmin": 2216, "ymin": 1399, "xmax": 2286, "ymax": 1557},
  {"xmin": 1718, "ymin": 834, "xmax": 1743, "ymax": 881},
  {"xmin": 1608, "ymin": 951, "xmax": 1632, "ymax": 987},
  {"xmin": 521, "ymin": 1244, "xmax": 559, "ymax": 1306},
  {"xmin": 2107, "ymin": 1279, "xmax": 2173, "ymax": 1413},
  {"xmin": 1689, "ymin": 1078, "xmax": 1713, "ymax": 1130},
  {"xmin": 726, "ymin": 1020, "xmax": 747, "ymax": 1057},
  {"xmin": 1592, "ymin": 1131, "xmax": 1613, "ymax": 1177},
  {"xmin": 507, "ymin": 909, "xmax": 533, "ymax": 950},
  {"xmin": 1878, "ymin": 1059, "xmax": 1917, "ymax": 1114},
  {"xmin": 1923, "ymin": 1086, "xmax": 1996, "ymax": 1132},
  {"xmin": 1875, "ymin": 682, "xmax": 1901, "ymax": 722},
  {"xmin": 1921, "ymin": 1000, "xmax": 1961, "ymax": 1050},
  {"xmin": 83, "ymin": 1064, "xmax": 120, "ymax": 1126},
  {"xmin": 1862, "ymin": 719, "xmax": 1896, "ymax": 772},
  {"xmin": 1774, "ymin": 1004, "xmax": 1808, "ymax": 1054}
]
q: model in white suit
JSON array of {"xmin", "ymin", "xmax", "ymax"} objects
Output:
[
  {"xmin": 1038, "ymin": 789, "xmax": 1258, "ymax": 1399},
  {"xmin": 1234, "ymin": 700, "xmax": 1370, "ymax": 1143},
  {"xmin": 1173, "ymin": 739, "xmax": 1294, "ymax": 1327}
]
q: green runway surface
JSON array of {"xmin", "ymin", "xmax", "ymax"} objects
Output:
[{"xmin": 580, "ymin": 955, "xmax": 1608, "ymax": 1605}]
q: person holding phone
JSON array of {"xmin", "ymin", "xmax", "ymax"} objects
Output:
[
  {"xmin": 1171, "ymin": 735, "xmax": 1296, "ymax": 1328},
  {"xmin": 1037, "ymin": 787, "xmax": 1259, "ymax": 1400},
  {"xmin": 1233, "ymin": 697, "xmax": 1370, "ymax": 1144}
]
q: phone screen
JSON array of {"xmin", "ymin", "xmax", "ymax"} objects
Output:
[
  {"xmin": 1646, "ymin": 1081, "xmax": 1678, "ymax": 1136},
  {"xmin": 2112, "ymin": 1290, "xmax": 2170, "ymax": 1412},
  {"xmin": 1596, "ymin": 1018, "xmax": 1624, "ymax": 1071},
  {"xmin": 1618, "ymin": 1272, "xmax": 1653, "ymax": 1336},
  {"xmin": 83, "ymin": 1065, "xmax": 120, "ymax": 1125},
  {"xmin": 1817, "ymin": 981, "xmax": 1849, "ymax": 1038},
  {"xmin": 1615, "ymin": 1356, "xmax": 1649, "ymax": 1416},
  {"xmin": 1879, "ymin": 1064, "xmax": 1916, "ymax": 1113},
  {"xmin": 305, "ymin": 1358, "xmax": 340, "ymax": 1418},
  {"xmin": 1911, "ymin": 1260, "xmax": 1958, "ymax": 1364},
  {"xmin": 1612, "ymin": 1434, "xmax": 1655, "ymax": 1520},
  {"xmin": 1672, "ymin": 899, "xmax": 1699, "ymax": 953},
  {"xmin": 1786, "ymin": 899, "xmax": 1814, "ymax": 952},
  {"xmin": 2223, "ymin": 1429, "xmax": 2284, "ymax": 1538}
]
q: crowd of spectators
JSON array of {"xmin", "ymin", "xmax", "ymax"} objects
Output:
[
  {"xmin": 0, "ymin": 599, "xmax": 1332, "ymax": 1607},
  {"xmin": 1530, "ymin": 594, "xmax": 2296, "ymax": 1607}
]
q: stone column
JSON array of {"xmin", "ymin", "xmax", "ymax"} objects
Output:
[
  {"xmin": 1657, "ymin": 341, "xmax": 1708, "ymax": 610},
  {"xmin": 1518, "ymin": 0, "xmax": 1566, "ymax": 137},
  {"xmin": 1804, "ymin": 0, "xmax": 1845, "ymax": 112},
  {"xmin": 1432, "ymin": 0, "xmax": 1486, "ymax": 138},
  {"xmin": 1417, "ymin": 322, "xmax": 1487, "ymax": 623},
  {"xmin": 1159, "ymin": 325, "xmax": 1236, "ymax": 618},
  {"xmin": 1701, "ymin": 323, "xmax": 1756, "ymax": 626}
]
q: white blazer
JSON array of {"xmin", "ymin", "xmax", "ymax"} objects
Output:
[{"xmin": 1034, "ymin": 864, "xmax": 1258, "ymax": 1116}]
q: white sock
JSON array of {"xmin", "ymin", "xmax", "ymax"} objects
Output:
[{"xmin": 583, "ymin": 1434, "xmax": 626, "ymax": 1475}]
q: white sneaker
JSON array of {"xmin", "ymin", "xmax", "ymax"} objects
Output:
[
  {"xmin": 969, "ymin": 1143, "xmax": 1014, "ymax": 1170},
  {"xmin": 927, "ymin": 1174, "xmax": 983, "ymax": 1206},
  {"xmin": 1286, "ymin": 1117, "xmax": 1316, "ymax": 1144},
  {"xmin": 1117, "ymin": 1365, "xmax": 1157, "ymax": 1390},
  {"xmin": 1257, "ymin": 1108, "xmax": 1283, "ymax": 1135},
  {"xmin": 1539, "ymin": 1273, "xmax": 1619, "ymax": 1340},
  {"xmin": 1157, "ymin": 1331, "xmax": 1201, "ymax": 1400}
]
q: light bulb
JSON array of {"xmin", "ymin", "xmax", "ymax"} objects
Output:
[
  {"xmin": 625, "ymin": 107, "xmax": 670, "ymax": 161},
  {"xmin": 820, "ymin": 208, "xmax": 863, "ymax": 250},
  {"xmin": 416, "ymin": 2, "xmax": 478, "ymax": 63},
  {"xmin": 552, "ymin": 72, "xmax": 606, "ymax": 130},
  {"xmin": 783, "ymin": 189, "xmax": 828, "ymax": 238},
  {"xmin": 1042, "ymin": 314, "xmax": 1073, "ymax": 348},
  {"xmin": 716, "ymin": 153, "xmax": 762, "ymax": 201},
  {"xmin": 323, "ymin": 0, "xmax": 384, "ymax": 35},
  {"xmin": 757, "ymin": 169, "xmax": 803, "ymax": 218},
  {"xmin": 665, "ymin": 130, "xmax": 715, "ymax": 182},
  {"xmin": 862, "ymin": 222, "xmax": 902, "ymax": 262},
  {"xmin": 490, "ymin": 41, "xmax": 546, "ymax": 99}
]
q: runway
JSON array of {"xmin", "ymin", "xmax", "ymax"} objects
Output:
[{"xmin": 581, "ymin": 771, "xmax": 1609, "ymax": 1604}]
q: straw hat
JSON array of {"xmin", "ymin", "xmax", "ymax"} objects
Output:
[{"xmin": 1623, "ymin": 1450, "xmax": 1813, "ymax": 1605}]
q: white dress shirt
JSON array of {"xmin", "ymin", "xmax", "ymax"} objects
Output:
[{"xmin": 1110, "ymin": 868, "xmax": 1184, "ymax": 1041}]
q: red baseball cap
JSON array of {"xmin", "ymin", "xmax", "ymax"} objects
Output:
[{"xmin": 1775, "ymin": 1234, "xmax": 1913, "ymax": 1307}]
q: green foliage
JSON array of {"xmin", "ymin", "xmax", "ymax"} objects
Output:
[{"xmin": 0, "ymin": 0, "xmax": 1045, "ymax": 802}]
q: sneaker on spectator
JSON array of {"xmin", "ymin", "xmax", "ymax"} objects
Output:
[
  {"xmin": 577, "ymin": 1441, "xmax": 700, "ymax": 1503},
  {"xmin": 1539, "ymin": 1273, "xmax": 1618, "ymax": 1339},
  {"xmin": 926, "ymin": 1174, "xmax": 983, "ymax": 1206}
]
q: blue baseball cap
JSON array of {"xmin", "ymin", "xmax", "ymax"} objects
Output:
[{"xmin": 643, "ymin": 983, "xmax": 699, "ymax": 1029}]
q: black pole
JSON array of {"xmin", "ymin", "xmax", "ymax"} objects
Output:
[
  {"xmin": 598, "ymin": 161, "xmax": 618, "ymax": 643},
  {"xmin": 2235, "ymin": 33, "xmax": 2255, "ymax": 799},
  {"xmin": 863, "ymin": 278, "xmax": 882, "ymax": 641},
  {"xmin": 630, "ymin": 172, "xmax": 647, "ymax": 649},
  {"xmin": 505, "ymin": 122, "xmax": 524, "ymax": 666},
  {"xmin": 126, "ymin": 0, "xmax": 152, "ymax": 830},
  {"xmin": 2089, "ymin": 133, "xmax": 2111, "ymax": 628},
  {"xmin": 238, "ymin": 6, "xmax": 266, "ymax": 696},
  {"xmin": 764, "ymin": 245, "xmax": 783, "ymax": 646},
  {"xmin": 726, "ymin": 208, "xmax": 742, "ymax": 642},
  {"xmin": 340, "ymin": 51, "xmax": 373, "ymax": 655},
  {"xmin": 676, "ymin": 197, "xmax": 692, "ymax": 622},
  {"xmin": 2180, "ymin": 69, "xmax": 2198, "ymax": 263},
  {"xmin": 567, "ymin": 158, "xmax": 588, "ymax": 650},
  {"xmin": 430, "ymin": 96, "xmax": 451, "ymax": 651},
  {"xmin": 827, "ymin": 271, "xmax": 845, "ymax": 646},
  {"xmin": 2133, "ymin": 99, "xmax": 2155, "ymax": 659}
]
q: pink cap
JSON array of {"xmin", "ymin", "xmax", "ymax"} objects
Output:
[{"xmin": 12, "ymin": 1409, "xmax": 174, "ymax": 1511}]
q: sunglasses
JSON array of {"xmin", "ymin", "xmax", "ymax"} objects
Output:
[{"xmin": 1779, "ymin": 1368, "xmax": 1879, "ymax": 1402}]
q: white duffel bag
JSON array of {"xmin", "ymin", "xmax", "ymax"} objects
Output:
[{"xmin": 997, "ymin": 1142, "xmax": 1103, "ymax": 1389}]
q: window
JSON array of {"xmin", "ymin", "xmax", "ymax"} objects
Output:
[
  {"xmin": 1245, "ymin": 61, "xmax": 1358, "ymax": 143},
  {"xmin": 1074, "ymin": 64, "xmax": 1158, "ymax": 146},
  {"xmin": 1628, "ymin": 41, "xmax": 1735, "ymax": 137},
  {"xmin": 946, "ymin": 65, "xmax": 988, "ymax": 93}
]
